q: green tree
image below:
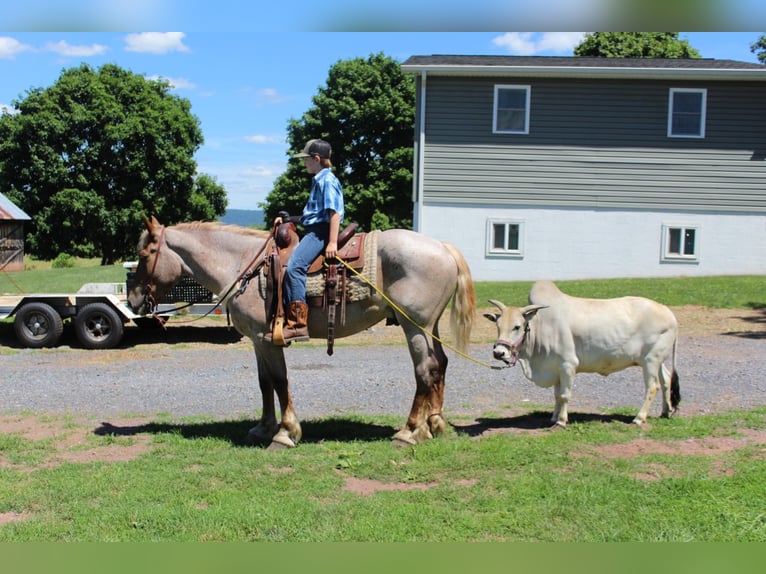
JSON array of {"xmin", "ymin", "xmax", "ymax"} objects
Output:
[
  {"xmin": 263, "ymin": 52, "xmax": 415, "ymax": 231},
  {"xmin": 750, "ymin": 35, "xmax": 766, "ymax": 63},
  {"xmin": 0, "ymin": 63, "xmax": 227, "ymax": 264},
  {"xmin": 574, "ymin": 32, "xmax": 701, "ymax": 58}
]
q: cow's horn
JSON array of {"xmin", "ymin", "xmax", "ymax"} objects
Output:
[{"xmin": 488, "ymin": 299, "xmax": 507, "ymax": 311}]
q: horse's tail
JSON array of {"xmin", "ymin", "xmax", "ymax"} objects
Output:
[{"xmin": 443, "ymin": 242, "xmax": 475, "ymax": 354}]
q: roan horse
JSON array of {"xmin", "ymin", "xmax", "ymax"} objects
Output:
[{"xmin": 127, "ymin": 217, "xmax": 475, "ymax": 448}]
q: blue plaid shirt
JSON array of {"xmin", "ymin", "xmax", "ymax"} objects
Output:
[{"xmin": 301, "ymin": 168, "xmax": 344, "ymax": 227}]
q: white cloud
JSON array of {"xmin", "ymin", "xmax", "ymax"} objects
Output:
[
  {"xmin": 244, "ymin": 134, "xmax": 283, "ymax": 144},
  {"xmin": 1, "ymin": 103, "xmax": 20, "ymax": 115},
  {"xmin": 257, "ymin": 89, "xmax": 288, "ymax": 105},
  {"xmin": 45, "ymin": 40, "xmax": 108, "ymax": 58},
  {"xmin": 124, "ymin": 32, "xmax": 190, "ymax": 54},
  {"xmin": 148, "ymin": 75, "xmax": 196, "ymax": 90},
  {"xmin": 492, "ymin": 32, "xmax": 586, "ymax": 55},
  {"xmin": 0, "ymin": 36, "xmax": 32, "ymax": 59}
]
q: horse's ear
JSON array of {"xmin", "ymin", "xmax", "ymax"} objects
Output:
[
  {"xmin": 142, "ymin": 215, "xmax": 153, "ymax": 231},
  {"xmin": 151, "ymin": 215, "xmax": 161, "ymax": 227}
]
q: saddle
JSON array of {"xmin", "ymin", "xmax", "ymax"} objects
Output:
[{"xmin": 264, "ymin": 221, "xmax": 367, "ymax": 355}]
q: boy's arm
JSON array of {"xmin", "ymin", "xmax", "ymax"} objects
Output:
[{"xmin": 325, "ymin": 210, "xmax": 340, "ymax": 258}]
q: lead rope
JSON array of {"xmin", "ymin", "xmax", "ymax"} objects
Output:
[{"xmin": 334, "ymin": 256, "xmax": 508, "ymax": 371}]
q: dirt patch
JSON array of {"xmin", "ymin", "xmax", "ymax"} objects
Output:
[{"xmin": 0, "ymin": 414, "xmax": 154, "ymax": 472}]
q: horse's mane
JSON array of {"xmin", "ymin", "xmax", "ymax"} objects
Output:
[{"xmin": 174, "ymin": 220, "xmax": 271, "ymax": 238}]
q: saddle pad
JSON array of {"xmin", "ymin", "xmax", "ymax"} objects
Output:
[
  {"xmin": 257, "ymin": 230, "xmax": 379, "ymax": 303},
  {"xmin": 306, "ymin": 230, "xmax": 378, "ymax": 301}
]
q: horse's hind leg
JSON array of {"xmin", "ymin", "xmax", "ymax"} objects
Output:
[{"xmin": 393, "ymin": 326, "xmax": 448, "ymax": 445}]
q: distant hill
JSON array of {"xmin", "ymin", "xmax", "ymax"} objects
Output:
[{"xmin": 219, "ymin": 209, "xmax": 265, "ymax": 228}]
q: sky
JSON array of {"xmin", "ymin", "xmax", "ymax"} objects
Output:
[{"xmin": 1, "ymin": 31, "xmax": 764, "ymax": 211}]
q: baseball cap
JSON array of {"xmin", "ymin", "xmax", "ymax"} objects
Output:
[{"xmin": 292, "ymin": 138, "xmax": 332, "ymax": 159}]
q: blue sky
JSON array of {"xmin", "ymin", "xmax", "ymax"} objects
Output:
[{"xmin": 0, "ymin": 31, "xmax": 763, "ymax": 210}]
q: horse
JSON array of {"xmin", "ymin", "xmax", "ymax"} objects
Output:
[{"xmin": 127, "ymin": 216, "xmax": 476, "ymax": 449}]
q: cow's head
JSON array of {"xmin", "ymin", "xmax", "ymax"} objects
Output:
[{"xmin": 483, "ymin": 300, "xmax": 547, "ymax": 366}]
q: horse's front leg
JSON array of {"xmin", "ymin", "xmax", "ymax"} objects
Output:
[{"xmin": 249, "ymin": 342, "xmax": 302, "ymax": 448}]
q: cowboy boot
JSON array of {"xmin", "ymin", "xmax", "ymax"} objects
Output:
[{"xmin": 280, "ymin": 301, "xmax": 309, "ymax": 344}]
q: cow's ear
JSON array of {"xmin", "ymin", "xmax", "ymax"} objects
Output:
[
  {"xmin": 482, "ymin": 312, "xmax": 499, "ymax": 323},
  {"xmin": 521, "ymin": 304, "xmax": 547, "ymax": 321}
]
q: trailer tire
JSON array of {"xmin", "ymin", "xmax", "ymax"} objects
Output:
[
  {"xmin": 74, "ymin": 302, "xmax": 124, "ymax": 349},
  {"xmin": 14, "ymin": 302, "xmax": 64, "ymax": 348}
]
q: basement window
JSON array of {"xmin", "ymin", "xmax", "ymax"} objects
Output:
[
  {"xmin": 487, "ymin": 219, "xmax": 524, "ymax": 257},
  {"xmin": 668, "ymin": 88, "xmax": 706, "ymax": 138},
  {"xmin": 493, "ymin": 85, "xmax": 531, "ymax": 134},
  {"xmin": 661, "ymin": 224, "xmax": 699, "ymax": 262}
]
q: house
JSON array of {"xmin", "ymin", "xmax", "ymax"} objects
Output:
[
  {"xmin": 401, "ymin": 56, "xmax": 766, "ymax": 281},
  {"xmin": 0, "ymin": 192, "xmax": 31, "ymax": 272}
]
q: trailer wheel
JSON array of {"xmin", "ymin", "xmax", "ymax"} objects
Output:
[
  {"xmin": 13, "ymin": 302, "xmax": 64, "ymax": 348},
  {"xmin": 74, "ymin": 302, "xmax": 124, "ymax": 349}
]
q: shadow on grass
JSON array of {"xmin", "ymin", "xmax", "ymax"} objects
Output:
[
  {"xmin": 452, "ymin": 410, "xmax": 635, "ymax": 437},
  {"xmin": 94, "ymin": 416, "xmax": 396, "ymax": 447}
]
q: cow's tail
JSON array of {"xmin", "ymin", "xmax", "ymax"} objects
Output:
[
  {"xmin": 669, "ymin": 335, "xmax": 681, "ymax": 410},
  {"xmin": 443, "ymin": 242, "xmax": 475, "ymax": 354}
]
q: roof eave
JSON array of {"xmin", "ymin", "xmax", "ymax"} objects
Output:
[{"xmin": 400, "ymin": 65, "xmax": 766, "ymax": 81}]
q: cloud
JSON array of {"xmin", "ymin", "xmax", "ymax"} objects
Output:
[
  {"xmin": 1, "ymin": 103, "xmax": 20, "ymax": 115},
  {"xmin": 45, "ymin": 40, "xmax": 108, "ymax": 57},
  {"xmin": 244, "ymin": 135, "xmax": 283, "ymax": 144},
  {"xmin": 0, "ymin": 36, "xmax": 32, "ymax": 59},
  {"xmin": 124, "ymin": 32, "xmax": 189, "ymax": 54},
  {"xmin": 492, "ymin": 32, "xmax": 587, "ymax": 55},
  {"xmin": 148, "ymin": 75, "xmax": 196, "ymax": 90}
]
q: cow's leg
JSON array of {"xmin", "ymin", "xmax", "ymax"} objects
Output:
[
  {"xmin": 634, "ymin": 362, "xmax": 660, "ymax": 425},
  {"xmin": 248, "ymin": 342, "xmax": 302, "ymax": 448},
  {"xmin": 394, "ymin": 327, "xmax": 446, "ymax": 445},
  {"xmin": 552, "ymin": 366, "xmax": 575, "ymax": 427},
  {"xmin": 658, "ymin": 364, "xmax": 676, "ymax": 418}
]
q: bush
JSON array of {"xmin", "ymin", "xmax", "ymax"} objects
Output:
[{"xmin": 51, "ymin": 253, "xmax": 75, "ymax": 269}]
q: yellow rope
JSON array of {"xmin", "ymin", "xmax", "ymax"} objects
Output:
[{"xmin": 335, "ymin": 257, "xmax": 507, "ymax": 371}]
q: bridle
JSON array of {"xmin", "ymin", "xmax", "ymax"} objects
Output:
[
  {"xmin": 142, "ymin": 225, "xmax": 166, "ymax": 313},
  {"xmin": 138, "ymin": 222, "xmax": 275, "ymax": 321},
  {"xmin": 493, "ymin": 321, "xmax": 530, "ymax": 367}
]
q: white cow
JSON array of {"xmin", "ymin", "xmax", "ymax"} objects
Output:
[{"xmin": 484, "ymin": 280, "xmax": 680, "ymax": 427}]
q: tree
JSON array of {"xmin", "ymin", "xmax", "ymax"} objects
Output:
[
  {"xmin": 263, "ymin": 52, "xmax": 415, "ymax": 231},
  {"xmin": 574, "ymin": 33, "xmax": 701, "ymax": 58},
  {"xmin": 750, "ymin": 35, "xmax": 766, "ymax": 63},
  {"xmin": 0, "ymin": 63, "xmax": 227, "ymax": 264}
]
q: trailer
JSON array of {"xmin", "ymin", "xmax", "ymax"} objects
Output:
[{"xmin": 0, "ymin": 264, "xmax": 222, "ymax": 349}]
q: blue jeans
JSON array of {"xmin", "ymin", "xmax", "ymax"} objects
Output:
[{"xmin": 283, "ymin": 223, "xmax": 329, "ymax": 304}]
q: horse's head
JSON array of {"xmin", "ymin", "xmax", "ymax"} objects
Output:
[{"xmin": 127, "ymin": 216, "xmax": 185, "ymax": 315}]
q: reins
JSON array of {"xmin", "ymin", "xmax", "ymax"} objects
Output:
[
  {"xmin": 334, "ymin": 256, "xmax": 508, "ymax": 371},
  {"xmin": 144, "ymin": 225, "xmax": 274, "ymax": 326}
]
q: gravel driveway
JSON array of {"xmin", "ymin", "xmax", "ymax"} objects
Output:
[{"xmin": 2, "ymin": 316, "xmax": 764, "ymax": 422}]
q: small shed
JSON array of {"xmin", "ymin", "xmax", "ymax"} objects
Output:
[{"xmin": 0, "ymin": 192, "xmax": 31, "ymax": 272}]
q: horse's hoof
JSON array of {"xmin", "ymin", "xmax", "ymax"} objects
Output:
[
  {"xmin": 268, "ymin": 430, "xmax": 297, "ymax": 449},
  {"xmin": 547, "ymin": 422, "xmax": 566, "ymax": 431},
  {"xmin": 392, "ymin": 430, "xmax": 417, "ymax": 446},
  {"xmin": 267, "ymin": 440, "xmax": 294, "ymax": 451},
  {"xmin": 392, "ymin": 437, "xmax": 415, "ymax": 448}
]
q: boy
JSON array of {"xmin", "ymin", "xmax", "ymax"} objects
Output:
[{"xmin": 269, "ymin": 138, "xmax": 344, "ymax": 344}]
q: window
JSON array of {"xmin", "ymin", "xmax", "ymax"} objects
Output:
[
  {"xmin": 668, "ymin": 88, "xmax": 706, "ymax": 138},
  {"xmin": 493, "ymin": 85, "xmax": 530, "ymax": 134},
  {"xmin": 662, "ymin": 224, "xmax": 699, "ymax": 262},
  {"xmin": 487, "ymin": 219, "xmax": 524, "ymax": 257}
]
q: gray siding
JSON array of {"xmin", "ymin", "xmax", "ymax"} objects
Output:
[{"xmin": 420, "ymin": 77, "xmax": 766, "ymax": 213}]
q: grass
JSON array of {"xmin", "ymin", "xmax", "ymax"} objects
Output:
[
  {"xmin": 3, "ymin": 257, "xmax": 765, "ymax": 309},
  {"xmin": 0, "ymin": 408, "xmax": 764, "ymax": 541},
  {"xmin": 475, "ymin": 275, "xmax": 766, "ymax": 310}
]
